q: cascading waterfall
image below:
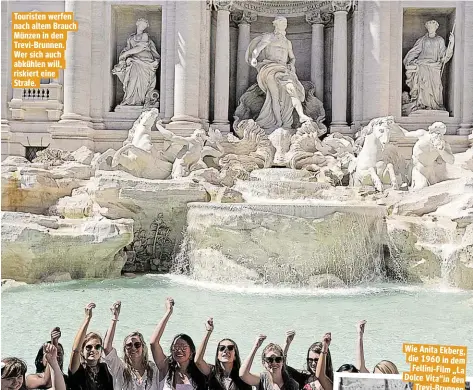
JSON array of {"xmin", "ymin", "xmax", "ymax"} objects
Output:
[{"xmin": 172, "ymin": 198, "xmax": 388, "ymax": 287}]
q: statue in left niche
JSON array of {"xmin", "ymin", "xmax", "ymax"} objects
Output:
[{"xmin": 112, "ymin": 18, "xmax": 160, "ymax": 107}]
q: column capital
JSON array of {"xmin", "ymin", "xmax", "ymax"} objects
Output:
[
  {"xmin": 305, "ymin": 10, "xmax": 331, "ymax": 25},
  {"xmin": 212, "ymin": 0, "xmax": 234, "ymax": 12},
  {"xmin": 330, "ymin": 1, "xmax": 352, "ymax": 13},
  {"xmin": 231, "ymin": 10, "xmax": 257, "ymax": 25}
]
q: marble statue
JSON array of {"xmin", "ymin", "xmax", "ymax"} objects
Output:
[
  {"xmin": 208, "ymin": 119, "xmax": 276, "ymax": 174},
  {"xmin": 395, "ymin": 121, "xmax": 454, "ymax": 189},
  {"xmin": 110, "ymin": 108, "xmax": 172, "ymax": 179},
  {"xmin": 156, "ymin": 122, "xmax": 220, "ymax": 179},
  {"xmin": 286, "ymin": 122, "xmax": 355, "ymax": 184},
  {"xmin": 403, "ymin": 20, "xmax": 454, "ymax": 115},
  {"xmin": 246, "ymin": 16, "xmax": 311, "ymax": 131},
  {"xmin": 350, "ymin": 116, "xmax": 404, "ymax": 192},
  {"xmin": 112, "ymin": 18, "xmax": 161, "ymax": 106},
  {"xmin": 233, "ymin": 81, "xmax": 326, "ymax": 134}
]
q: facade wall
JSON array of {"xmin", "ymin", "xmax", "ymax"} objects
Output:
[{"xmin": 1, "ymin": 0, "xmax": 471, "ymax": 160}]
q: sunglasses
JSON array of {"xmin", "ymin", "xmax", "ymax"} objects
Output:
[
  {"xmin": 126, "ymin": 342, "xmax": 142, "ymax": 350},
  {"xmin": 218, "ymin": 345, "xmax": 235, "ymax": 352},
  {"xmin": 172, "ymin": 345, "xmax": 189, "ymax": 352},
  {"xmin": 307, "ymin": 358, "xmax": 319, "ymax": 364},
  {"xmin": 85, "ymin": 344, "xmax": 102, "ymax": 351},
  {"xmin": 265, "ymin": 356, "xmax": 283, "ymax": 364}
]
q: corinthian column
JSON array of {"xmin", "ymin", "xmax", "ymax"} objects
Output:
[
  {"xmin": 212, "ymin": 0, "xmax": 233, "ymax": 131},
  {"xmin": 459, "ymin": 2, "xmax": 473, "ymax": 136},
  {"xmin": 233, "ymin": 10, "xmax": 257, "ymax": 103},
  {"xmin": 60, "ymin": 0, "xmax": 92, "ymax": 123},
  {"xmin": 1, "ymin": 2, "xmax": 11, "ymax": 157},
  {"xmin": 170, "ymin": 0, "xmax": 203, "ymax": 133},
  {"xmin": 330, "ymin": 0, "xmax": 351, "ymax": 134},
  {"xmin": 49, "ymin": 0, "xmax": 93, "ymax": 150},
  {"xmin": 306, "ymin": 10, "xmax": 330, "ymax": 103}
]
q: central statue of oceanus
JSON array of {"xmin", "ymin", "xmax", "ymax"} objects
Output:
[{"xmin": 245, "ymin": 16, "xmax": 311, "ymax": 132}]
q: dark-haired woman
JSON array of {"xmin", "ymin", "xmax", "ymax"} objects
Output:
[
  {"xmin": 68, "ymin": 303, "xmax": 114, "ymax": 390},
  {"xmin": 103, "ymin": 301, "xmax": 160, "ymax": 390},
  {"xmin": 336, "ymin": 365, "xmax": 359, "ymax": 373},
  {"xmin": 27, "ymin": 328, "xmax": 67, "ymax": 390},
  {"xmin": 150, "ymin": 297, "xmax": 207, "ymax": 390},
  {"xmin": 194, "ymin": 318, "xmax": 251, "ymax": 390},
  {"xmin": 2, "ymin": 357, "xmax": 28, "ymax": 390},
  {"xmin": 3, "ymin": 345, "xmax": 66, "ymax": 390},
  {"xmin": 283, "ymin": 331, "xmax": 333, "ymax": 390},
  {"xmin": 239, "ymin": 335, "xmax": 299, "ymax": 390}
]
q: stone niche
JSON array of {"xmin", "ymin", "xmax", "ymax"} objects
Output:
[
  {"xmin": 110, "ymin": 5, "xmax": 162, "ymax": 112},
  {"xmin": 401, "ymin": 8, "xmax": 456, "ymax": 117}
]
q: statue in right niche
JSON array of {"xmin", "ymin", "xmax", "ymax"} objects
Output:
[{"xmin": 402, "ymin": 20, "xmax": 454, "ymax": 116}]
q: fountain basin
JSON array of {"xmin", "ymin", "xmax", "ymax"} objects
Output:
[{"xmin": 178, "ymin": 202, "xmax": 387, "ymax": 286}]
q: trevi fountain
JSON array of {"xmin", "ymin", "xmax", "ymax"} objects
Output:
[{"xmin": 1, "ymin": 0, "xmax": 473, "ymax": 374}]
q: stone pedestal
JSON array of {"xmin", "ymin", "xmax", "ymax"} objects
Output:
[
  {"xmin": 408, "ymin": 109, "xmax": 449, "ymax": 119},
  {"xmin": 233, "ymin": 11, "xmax": 257, "ymax": 103},
  {"xmin": 170, "ymin": 1, "xmax": 203, "ymax": 133},
  {"xmin": 330, "ymin": 1, "xmax": 351, "ymax": 134},
  {"xmin": 306, "ymin": 11, "xmax": 330, "ymax": 103}
]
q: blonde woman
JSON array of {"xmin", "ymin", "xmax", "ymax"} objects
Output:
[
  {"xmin": 356, "ymin": 320, "xmax": 399, "ymax": 374},
  {"xmin": 239, "ymin": 335, "xmax": 298, "ymax": 390},
  {"xmin": 68, "ymin": 303, "xmax": 114, "ymax": 390},
  {"xmin": 103, "ymin": 301, "xmax": 160, "ymax": 390}
]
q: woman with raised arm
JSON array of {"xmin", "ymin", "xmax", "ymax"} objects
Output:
[
  {"xmin": 103, "ymin": 301, "xmax": 159, "ymax": 390},
  {"xmin": 149, "ymin": 297, "xmax": 207, "ymax": 390},
  {"xmin": 43, "ymin": 344, "xmax": 67, "ymax": 390},
  {"xmin": 194, "ymin": 318, "xmax": 250, "ymax": 390},
  {"xmin": 68, "ymin": 302, "xmax": 114, "ymax": 390},
  {"xmin": 283, "ymin": 331, "xmax": 333, "ymax": 390},
  {"xmin": 239, "ymin": 335, "xmax": 298, "ymax": 390},
  {"xmin": 27, "ymin": 327, "xmax": 67, "ymax": 389},
  {"xmin": 355, "ymin": 320, "xmax": 399, "ymax": 374}
]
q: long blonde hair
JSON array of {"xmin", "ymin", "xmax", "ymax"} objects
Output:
[
  {"xmin": 122, "ymin": 332, "xmax": 153, "ymax": 388},
  {"xmin": 374, "ymin": 360, "xmax": 399, "ymax": 374}
]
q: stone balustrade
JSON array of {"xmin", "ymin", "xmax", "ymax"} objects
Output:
[{"xmin": 9, "ymin": 83, "xmax": 63, "ymax": 121}]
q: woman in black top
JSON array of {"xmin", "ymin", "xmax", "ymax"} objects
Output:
[
  {"xmin": 68, "ymin": 302, "xmax": 114, "ymax": 390},
  {"xmin": 194, "ymin": 318, "xmax": 251, "ymax": 390}
]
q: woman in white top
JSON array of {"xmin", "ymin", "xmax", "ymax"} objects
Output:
[
  {"xmin": 149, "ymin": 298, "xmax": 207, "ymax": 390},
  {"xmin": 103, "ymin": 301, "xmax": 160, "ymax": 390}
]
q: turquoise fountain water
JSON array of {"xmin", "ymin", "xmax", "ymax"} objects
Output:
[{"xmin": 2, "ymin": 275, "xmax": 472, "ymax": 376}]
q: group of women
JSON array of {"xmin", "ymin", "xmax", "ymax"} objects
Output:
[{"xmin": 2, "ymin": 298, "xmax": 400, "ymax": 390}]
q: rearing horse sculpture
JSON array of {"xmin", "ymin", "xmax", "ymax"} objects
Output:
[{"xmin": 350, "ymin": 116, "xmax": 404, "ymax": 192}]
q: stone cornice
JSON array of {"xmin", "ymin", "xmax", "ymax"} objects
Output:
[
  {"xmin": 230, "ymin": 0, "xmax": 333, "ymax": 17},
  {"xmin": 231, "ymin": 10, "xmax": 257, "ymax": 25},
  {"xmin": 305, "ymin": 10, "xmax": 331, "ymax": 25},
  {"xmin": 330, "ymin": 1, "xmax": 352, "ymax": 13}
]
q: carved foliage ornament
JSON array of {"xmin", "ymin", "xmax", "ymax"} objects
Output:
[
  {"xmin": 232, "ymin": 10, "xmax": 257, "ymax": 25},
  {"xmin": 330, "ymin": 0, "xmax": 352, "ymax": 12},
  {"xmin": 305, "ymin": 10, "xmax": 331, "ymax": 25},
  {"xmin": 213, "ymin": 0, "xmax": 235, "ymax": 11}
]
